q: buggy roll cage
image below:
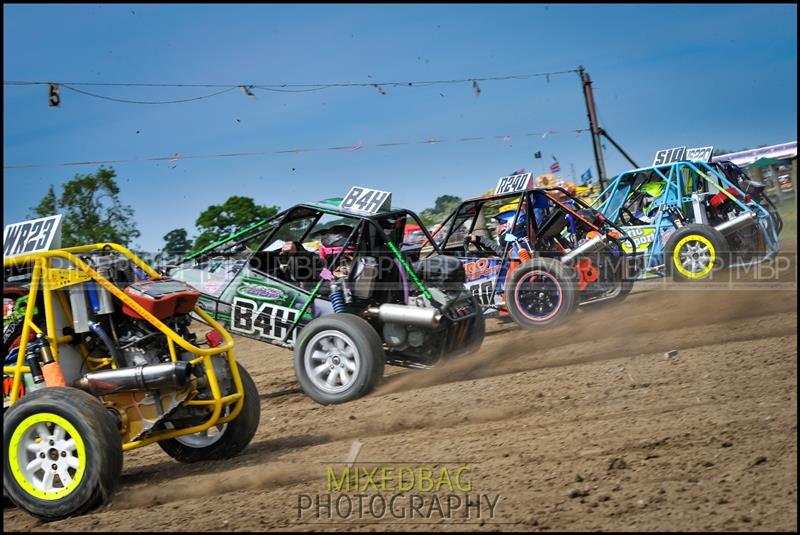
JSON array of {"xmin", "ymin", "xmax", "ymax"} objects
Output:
[
  {"xmin": 592, "ymin": 160, "xmax": 782, "ymax": 265},
  {"xmin": 422, "ymin": 186, "xmax": 636, "ymax": 309},
  {"xmin": 3, "ymin": 243, "xmax": 245, "ymax": 451},
  {"xmin": 176, "ymin": 203, "xmax": 446, "ymax": 345}
]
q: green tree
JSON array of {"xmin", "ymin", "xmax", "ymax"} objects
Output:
[
  {"xmin": 32, "ymin": 185, "xmax": 58, "ymax": 217},
  {"xmin": 155, "ymin": 228, "xmax": 193, "ymax": 264},
  {"xmin": 193, "ymin": 196, "xmax": 278, "ymax": 250},
  {"xmin": 419, "ymin": 195, "xmax": 462, "ymax": 226},
  {"xmin": 29, "ymin": 167, "xmax": 140, "ymax": 248}
]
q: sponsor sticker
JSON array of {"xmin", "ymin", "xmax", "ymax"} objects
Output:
[
  {"xmin": 463, "ymin": 257, "xmax": 502, "ymax": 281},
  {"xmin": 621, "ymin": 227, "xmax": 656, "ymax": 252},
  {"xmin": 236, "ymin": 283, "xmax": 287, "ymax": 302}
]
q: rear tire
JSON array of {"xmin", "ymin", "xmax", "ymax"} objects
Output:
[
  {"xmin": 505, "ymin": 258, "xmax": 578, "ymax": 328},
  {"xmin": 3, "ymin": 387, "xmax": 122, "ymax": 521},
  {"xmin": 664, "ymin": 224, "xmax": 728, "ymax": 282},
  {"xmin": 293, "ymin": 314, "xmax": 384, "ymax": 405},
  {"xmin": 158, "ymin": 363, "xmax": 260, "ymax": 463}
]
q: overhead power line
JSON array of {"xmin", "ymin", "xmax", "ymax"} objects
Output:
[
  {"xmin": 3, "ymin": 127, "xmax": 590, "ymax": 170},
  {"xmin": 5, "ymin": 69, "xmax": 578, "ymax": 88},
  {"xmin": 61, "ymin": 84, "xmax": 239, "ymax": 105},
  {"xmin": 4, "ymin": 68, "xmax": 580, "ymax": 105}
]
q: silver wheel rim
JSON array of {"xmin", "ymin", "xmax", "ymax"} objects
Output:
[
  {"xmin": 679, "ymin": 241, "xmax": 712, "ymax": 273},
  {"xmin": 174, "ymin": 422, "xmax": 228, "ymax": 448},
  {"xmin": 173, "ymin": 406, "xmax": 229, "ymax": 448},
  {"xmin": 18, "ymin": 422, "xmax": 81, "ymax": 493},
  {"xmin": 304, "ymin": 330, "xmax": 361, "ymax": 394}
]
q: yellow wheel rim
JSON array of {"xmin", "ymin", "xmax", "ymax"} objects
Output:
[
  {"xmin": 9, "ymin": 412, "xmax": 87, "ymax": 501},
  {"xmin": 673, "ymin": 235, "xmax": 716, "ymax": 279}
]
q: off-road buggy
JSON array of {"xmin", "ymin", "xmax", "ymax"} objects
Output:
[
  {"xmin": 168, "ymin": 187, "xmax": 484, "ymax": 405},
  {"xmin": 3, "ymin": 215, "xmax": 260, "ymax": 520},
  {"xmin": 412, "ymin": 173, "xmax": 638, "ymax": 328},
  {"xmin": 594, "ymin": 145, "xmax": 783, "ymax": 281}
]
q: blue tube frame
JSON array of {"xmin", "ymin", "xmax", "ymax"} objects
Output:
[{"xmin": 594, "ymin": 160, "xmax": 782, "ymax": 278}]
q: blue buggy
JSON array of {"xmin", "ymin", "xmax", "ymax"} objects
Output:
[{"xmin": 594, "ymin": 146, "xmax": 783, "ymax": 282}]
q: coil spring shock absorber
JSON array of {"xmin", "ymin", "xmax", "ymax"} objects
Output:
[
  {"xmin": 516, "ymin": 239, "xmax": 532, "ymax": 262},
  {"xmin": 330, "ymin": 282, "xmax": 346, "ymax": 313}
]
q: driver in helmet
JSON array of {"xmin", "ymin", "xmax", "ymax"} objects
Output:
[
  {"xmin": 277, "ymin": 224, "xmax": 357, "ymax": 286},
  {"xmin": 317, "ymin": 224, "xmax": 357, "ymax": 278},
  {"xmin": 632, "ymin": 180, "xmax": 666, "ymax": 223},
  {"xmin": 466, "ymin": 200, "xmax": 527, "ymax": 256}
]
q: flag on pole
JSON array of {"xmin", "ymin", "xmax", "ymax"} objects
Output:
[
  {"xmin": 534, "ymin": 151, "xmax": 542, "ymax": 159},
  {"xmin": 549, "ymin": 156, "xmax": 560, "ymax": 173},
  {"xmin": 580, "ymin": 168, "xmax": 592, "ymax": 185}
]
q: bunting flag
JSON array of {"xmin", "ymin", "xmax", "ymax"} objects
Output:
[{"xmin": 4, "ymin": 128, "xmax": 590, "ymax": 170}]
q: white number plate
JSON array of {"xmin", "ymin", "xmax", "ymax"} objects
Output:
[
  {"xmin": 3, "ymin": 215, "xmax": 63, "ymax": 258},
  {"xmin": 494, "ymin": 173, "xmax": 533, "ymax": 195},
  {"xmin": 341, "ymin": 187, "xmax": 392, "ymax": 214}
]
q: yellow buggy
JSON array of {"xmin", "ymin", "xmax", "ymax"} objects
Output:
[{"xmin": 3, "ymin": 215, "xmax": 260, "ymax": 520}]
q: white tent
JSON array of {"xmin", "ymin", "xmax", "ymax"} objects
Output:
[{"xmin": 712, "ymin": 141, "xmax": 797, "ymax": 167}]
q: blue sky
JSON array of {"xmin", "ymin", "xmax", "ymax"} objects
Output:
[{"xmin": 3, "ymin": 3, "xmax": 797, "ymax": 253}]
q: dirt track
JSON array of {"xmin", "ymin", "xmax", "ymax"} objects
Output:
[{"xmin": 4, "ymin": 245, "xmax": 797, "ymax": 531}]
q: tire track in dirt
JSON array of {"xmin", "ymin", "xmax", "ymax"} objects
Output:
[
  {"xmin": 102, "ymin": 313, "xmax": 795, "ymax": 498},
  {"xmin": 375, "ymin": 289, "xmax": 796, "ymax": 396},
  {"xmin": 7, "ymin": 328, "xmax": 795, "ymax": 531},
  {"xmin": 19, "ymin": 328, "xmax": 794, "ymax": 532}
]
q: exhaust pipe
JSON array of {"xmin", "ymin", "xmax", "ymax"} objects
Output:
[
  {"xmin": 714, "ymin": 212, "xmax": 757, "ymax": 235},
  {"xmin": 366, "ymin": 304, "xmax": 442, "ymax": 328},
  {"xmin": 561, "ymin": 234, "xmax": 607, "ymax": 264},
  {"xmin": 74, "ymin": 361, "xmax": 191, "ymax": 396}
]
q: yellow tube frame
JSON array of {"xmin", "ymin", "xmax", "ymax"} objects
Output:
[{"xmin": 3, "ymin": 243, "xmax": 246, "ymax": 451}]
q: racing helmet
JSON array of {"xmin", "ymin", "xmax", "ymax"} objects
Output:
[
  {"xmin": 318, "ymin": 224, "xmax": 356, "ymax": 260},
  {"xmin": 320, "ymin": 224, "xmax": 353, "ymax": 247},
  {"xmin": 638, "ymin": 180, "xmax": 666, "ymax": 218},
  {"xmin": 641, "ymin": 180, "xmax": 666, "ymax": 199},
  {"xmin": 494, "ymin": 201, "xmax": 527, "ymax": 234}
]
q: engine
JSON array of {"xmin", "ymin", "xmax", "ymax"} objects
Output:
[
  {"xmin": 65, "ymin": 254, "xmax": 234, "ymax": 436},
  {"xmin": 374, "ymin": 256, "xmax": 476, "ymax": 366}
]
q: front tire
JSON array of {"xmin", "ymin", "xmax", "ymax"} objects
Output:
[
  {"xmin": 664, "ymin": 224, "xmax": 728, "ymax": 282},
  {"xmin": 504, "ymin": 258, "xmax": 578, "ymax": 328},
  {"xmin": 293, "ymin": 314, "xmax": 384, "ymax": 405},
  {"xmin": 3, "ymin": 387, "xmax": 122, "ymax": 521},
  {"xmin": 158, "ymin": 363, "xmax": 260, "ymax": 463}
]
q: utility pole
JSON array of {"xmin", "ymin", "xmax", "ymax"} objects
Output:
[{"xmin": 578, "ymin": 65, "xmax": 607, "ymax": 192}]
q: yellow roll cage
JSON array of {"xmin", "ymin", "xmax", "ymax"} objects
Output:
[{"xmin": 3, "ymin": 243, "xmax": 245, "ymax": 451}]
